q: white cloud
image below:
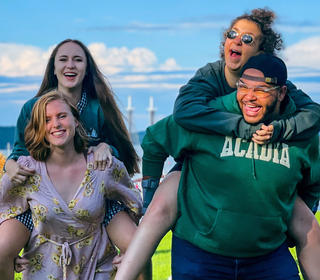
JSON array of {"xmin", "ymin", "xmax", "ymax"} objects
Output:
[
  {"xmin": 159, "ymin": 58, "xmax": 181, "ymax": 71},
  {"xmin": 88, "ymin": 43, "xmax": 159, "ymax": 73},
  {"xmin": 283, "ymin": 36, "xmax": 320, "ymax": 69},
  {"xmin": 0, "ymin": 42, "xmax": 180, "ymax": 77},
  {"xmin": 0, "ymin": 43, "xmax": 51, "ymax": 77}
]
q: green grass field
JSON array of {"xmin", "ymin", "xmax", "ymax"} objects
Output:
[{"xmin": 14, "ymin": 212, "xmax": 320, "ymax": 280}]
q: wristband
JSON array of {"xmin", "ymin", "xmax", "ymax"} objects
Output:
[{"xmin": 141, "ymin": 177, "xmax": 160, "ymax": 214}]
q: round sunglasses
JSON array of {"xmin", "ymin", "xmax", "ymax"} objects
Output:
[{"xmin": 226, "ymin": 30, "xmax": 254, "ymax": 45}]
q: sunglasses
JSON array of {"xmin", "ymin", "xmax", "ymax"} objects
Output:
[{"xmin": 226, "ymin": 30, "xmax": 254, "ymax": 45}]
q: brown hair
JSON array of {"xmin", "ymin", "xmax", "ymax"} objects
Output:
[
  {"xmin": 25, "ymin": 91, "xmax": 89, "ymax": 161},
  {"xmin": 36, "ymin": 39, "xmax": 139, "ymax": 175},
  {"xmin": 220, "ymin": 8, "xmax": 283, "ymax": 59}
]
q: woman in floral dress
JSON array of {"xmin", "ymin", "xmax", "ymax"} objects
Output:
[{"xmin": 0, "ymin": 91, "xmax": 142, "ymax": 280}]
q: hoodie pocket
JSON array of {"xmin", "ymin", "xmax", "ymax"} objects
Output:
[{"xmin": 194, "ymin": 209, "xmax": 286, "ymax": 257}]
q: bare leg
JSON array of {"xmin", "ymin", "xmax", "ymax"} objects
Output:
[
  {"xmin": 288, "ymin": 196, "xmax": 320, "ymax": 280},
  {"xmin": 107, "ymin": 211, "xmax": 153, "ymax": 280},
  {"xmin": 115, "ymin": 171, "xmax": 181, "ymax": 280},
  {"xmin": 0, "ymin": 219, "xmax": 30, "ymax": 280}
]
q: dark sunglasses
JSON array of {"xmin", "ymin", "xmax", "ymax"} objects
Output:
[{"xmin": 226, "ymin": 30, "xmax": 254, "ymax": 45}]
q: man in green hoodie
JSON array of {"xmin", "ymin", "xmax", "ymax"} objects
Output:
[{"xmin": 141, "ymin": 54, "xmax": 320, "ymax": 280}]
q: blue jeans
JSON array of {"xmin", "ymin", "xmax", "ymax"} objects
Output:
[{"xmin": 171, "ymin": 235, "xmax": 300, "ymax": 280}]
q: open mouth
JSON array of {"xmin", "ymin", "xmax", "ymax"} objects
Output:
[
  {"xmin": 51, "ymin": 130, "xmax": 66, "ymax": 137},
  {"xmin": 64, "ymin": 72, "xmax": 77, "ymax": 78},
  {"xmin": 230, "ymin": 49, "xmax": 241, "ymax": 57},
  {"xmin": 243, "ymin": 103, "xmax": 261, "ymax": 116}
]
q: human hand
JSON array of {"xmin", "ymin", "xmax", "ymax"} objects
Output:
[
  {"xmin": 112, "ymin": 253, "xmax": 124, "ymax": 270},
  {"xmin": 88, "ymin": 142, "xmax": 113, "ymax": 170},
  {"xmin": 5, "ymin": 159, "xmax": 35, "ymax": 186},
  {"xmin": 14, "ymin": 256, "xmax": 29, "ymax": 272},
  {"xmin": 252, "ymin": 124, "xmax": 273, "ymax": 145}
]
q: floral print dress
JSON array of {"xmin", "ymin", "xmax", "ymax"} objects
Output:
[{"xmin": 0, "ymin": 154, "xmax": 142, "ymax": 280}]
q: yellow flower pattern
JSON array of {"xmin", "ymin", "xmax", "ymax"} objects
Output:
[
  {"xmin": 68, "ymin": 199, "xmax": 78, "ymax": 210},
  {"xmin": 35, "ymin": 234, "xmax": 50, "ymax": 247},
  {"xmin": 84, "ymin": 182, "xmax": 94, "ymax": 197},
  {"xmin": 33, "ymin": 204, "xmax": 48, "ymax": 223},
  {"xmin": 53, "ymin": 206, "xmax": 64, "ymax": 214},
  {"xmin": 0, "ymin": 206, "xmax": 23, "ymax": 219},
  {"xmin": 30, "ymin": 253, "xmax": 44, "ymax": 273},
  {"xmin": 75, "ymin": 236, "xmax": 93, "ymax": 249},
  {"xmin": 53, "ymin": 198, "xmax": 59, "ymax": 205},
  {"xmin": 0, "ymin": 156, "xmax": 142, "ymax": 279},
  {"xmin": 111, "ymin": 166, "xmax": 125, "ymax": 182},
  {"xmin": 76, "ymin": 209, "xmax": 90, "ymax": 220},
  {"xmin": 99, "ymin": 181, "xmax": 105, "ymax": 195},
  {"xmin": 72, "ymin": 256, "xmax": 86, "ymax": 275}
]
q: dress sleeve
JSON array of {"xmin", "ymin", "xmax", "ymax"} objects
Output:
[
  {"xmin": 103, "ymin": 157, "xmax": 142, "ymax": 218},
  {"xmin": 0, "ymin": 156, "xmax": 34, "ymax": 223}
]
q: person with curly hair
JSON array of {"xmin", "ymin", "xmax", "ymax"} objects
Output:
[{"xmin": 115, "ymin": 8, "xmax": 320, "ymax": 280}]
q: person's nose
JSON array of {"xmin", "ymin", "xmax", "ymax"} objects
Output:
[
  {"xmin": 233, "ymin": 34, "xmax": 242, "ymax": 45},
  {"xmin": 53, "ymin": 117, "xmax": 61, "ymax": 128},
  {"xmin": 66, "ymin": 59, "xmax": 75, "ymax": 69},
  {"xmin": 244, "ymin": 88, "xmax": 257, "ymax": 100}
]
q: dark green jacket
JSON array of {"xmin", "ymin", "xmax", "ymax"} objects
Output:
[
  {"xmin": 8, "ymin": 95, "xmax": 117, "ymax": 161},
  {"xmin": 142, "ymin": 92, "xmax": 320, "ymax": 257},
  {"xmin": 174, "ymin": 60, "xmax": 320, "ymax": 142}
]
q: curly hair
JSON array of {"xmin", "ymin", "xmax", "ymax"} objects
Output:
[{"xmin": 220, "ymin": 8, "xmax": 283, "ymax": 59}]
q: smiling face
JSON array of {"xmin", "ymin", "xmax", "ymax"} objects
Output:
[
  {"xmin": 54, "ymin": 42, "xmax": 87, "ymax": 93},
  {"xmin": 45, "ymin": 99, "xmax": 78, "ymax": 149},
  {"xmin": 237, "ymin": 68, "xmax": 286, "ymax": 124},
  {"xmin": 224, "ymin": 19, "xmax": 262, "ymax": 77}
]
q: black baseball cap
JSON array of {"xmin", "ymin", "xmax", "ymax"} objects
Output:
[{"xmin": 240, "ymin": 54, "xmax": 287, "ymax": 86}]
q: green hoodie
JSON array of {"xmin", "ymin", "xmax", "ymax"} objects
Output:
[{"xmin": 142, "ymin": 91, "xmax": 320, "ymax": 258}]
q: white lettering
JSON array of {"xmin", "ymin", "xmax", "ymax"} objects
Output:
[
  {"xmin": 279, "ymin": 143, "xmax": 290, "ymax": 168},
  {"xmin": 234, "ymin": 138, "xmax": 246, "ymax": 157},
  {"xmin": 259, "ymin": 144, "xmax": 272, "ymax": 162},
  {"xmin": 220, "ymin": 137, "xmax": 290, "ymax": 168},
  {"xmin": 220, "ymin": 136, "xmax": 233, "ymax": 157}
]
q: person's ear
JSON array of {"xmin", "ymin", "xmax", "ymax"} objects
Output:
[{"xmin": 278, "ymin": 85, "xmax": 287, "ymax": 102}]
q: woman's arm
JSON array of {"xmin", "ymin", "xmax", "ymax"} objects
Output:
[
  {"xmin": 174, "ymin": 66, "xmax": 320, "ymax": 142},
  {"xmin": 174, "ymin": 64, "xmax": 260, "ymax": 140}
]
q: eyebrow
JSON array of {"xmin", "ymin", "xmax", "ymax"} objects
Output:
[{"xmin": 57, "ymin": 55, "xmax": 84, "ymax": 59}]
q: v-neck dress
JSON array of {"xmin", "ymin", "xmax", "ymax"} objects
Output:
[{"xmin": 0, "ymin": 154, "xmax": 142, "ymax": 280}]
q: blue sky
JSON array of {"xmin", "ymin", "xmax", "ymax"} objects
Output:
[{"xmin": 1, "ymin": 0, "xmax": 320, "ymax": 132}]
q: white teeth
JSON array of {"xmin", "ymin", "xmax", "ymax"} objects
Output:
[
  {"xmin": 52, "ymin": 131, "xmax": 64, "ymax": 136},
  {"xmin": 64, "ymin": 73, "xmax": 76, "ymax": 77}
]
